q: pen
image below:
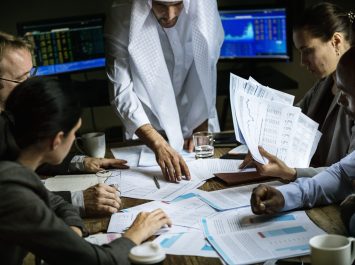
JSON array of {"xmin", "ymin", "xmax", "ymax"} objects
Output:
[{"xmin": 153, "ymin": 175, "xmax": 160, "ymax": 189}]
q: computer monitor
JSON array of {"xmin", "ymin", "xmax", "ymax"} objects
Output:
[
  {"xmin": 17, "ymin": 14, "xmax": 105, "ymax": 76},
  {"xmin": 219, "ymin": 7, "xmax": 291, "ymax": 61}
]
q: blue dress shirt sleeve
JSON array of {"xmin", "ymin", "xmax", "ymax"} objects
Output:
[{"xmin": 278, "ymin": 151, "xmax": 355, "ymax": 211}]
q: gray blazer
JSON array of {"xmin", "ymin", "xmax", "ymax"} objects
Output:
[
  {"xmin": 0, "ymin": 161, "xmax": 135, "ymax": 265},
  {"xmin": 295, "ymin": 76, "xmax": 355, "ymax": 177}
]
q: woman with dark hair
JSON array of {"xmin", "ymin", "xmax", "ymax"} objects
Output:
[
  {"xmin": 240, "ymin": 2, "xmax": 355, "ymax": 181},
  {"xmin": 0, "ymin": 77, "xmax": 171, "ymax": 265}
]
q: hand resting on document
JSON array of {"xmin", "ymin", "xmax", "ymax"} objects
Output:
[
  {"xmin": 84, "ymin": 184, "xmax": 122, "ymax": 216},
  {"xmin": 239, "ymin": 147, "xmax": 297, "ymax": 183},
  {"xmin": 136, "ymin": 124, "xmax": 191, "ymax": 182},
  {"xmin": 251, "ymin": 184, "xmax": 285, "ymax": 215},
  {"xmin": 83, "ymin": 157, "xmax": 129, "ymax": 172},
  {"xmin": 80, "ymin": 157, "xmax": 128, "ymax": 216},
  {"xmin": 123, "ymin": 209, "xmax": 172, "ymax": 245}
]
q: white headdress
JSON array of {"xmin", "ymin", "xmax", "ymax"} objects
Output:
[{"xmin": 147, "ymin": 0, "xmax": 190, "ymax": 13}]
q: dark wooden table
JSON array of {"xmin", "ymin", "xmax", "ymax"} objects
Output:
[{"xmin": 83, "ymin": 147, "xmax": 347, "ymax": 265}]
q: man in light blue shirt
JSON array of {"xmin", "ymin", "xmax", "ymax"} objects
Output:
[{"xmin": 251, "ymin": 47, "xmax": 355, "ymax": 236}]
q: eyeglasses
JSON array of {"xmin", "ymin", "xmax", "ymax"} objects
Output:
[
  {"xmin": 0, "ymin": 66, "xmax": 38, "ymax": 84},
  {"xmin": 96, "ymin": 170, "xmax": 122, "ymax": 196}
]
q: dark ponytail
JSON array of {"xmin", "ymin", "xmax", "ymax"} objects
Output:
[
  {"xmin": 294, "ymin": 2, "xmax": 354, "ymax": 45},
  {"xmin": 5, "ymin": 77, "xmax": 81, "ymax": 149}
]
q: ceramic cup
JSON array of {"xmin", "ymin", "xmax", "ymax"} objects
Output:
[
  {"xmin": 309, "ymin": 234, "xmax": 355, "ymax": 265},
  {"xmin": 75, "ymin": 132, "xmax": 106, "ymax": 158}
]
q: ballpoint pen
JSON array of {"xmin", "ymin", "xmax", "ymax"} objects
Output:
[{"xmin": 153, "ymin": 175, "xmax": 161, "ymax": 189}]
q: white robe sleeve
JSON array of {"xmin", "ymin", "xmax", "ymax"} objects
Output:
[{"xmin": 105, "ymin": 3, "xmax": 150, "ymax": 138}]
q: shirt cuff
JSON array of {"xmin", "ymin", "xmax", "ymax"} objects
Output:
[
  {"xmin": 71, "ymin": 191, "xmax": 85, "ymax": 217},
  {"xmin": 277, "ymin": 183, "xmax": 303, "ymax": 212},
  {"xmin": 295, "ymin": 167, "xmax": 327, "ymax": 178},
  {"xmin": 68, "ymin": 155, "xmax": 87, "ymax": 172}
]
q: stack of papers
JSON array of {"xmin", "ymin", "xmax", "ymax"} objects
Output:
[
  {"xmin": 45, "ymin": 146, "xmax": 326, "ymax": 262},
  {"xmin": 230, "ymin": 73, "xmax": 322, "ymax": 168},
  {"xmin": 202, "ymin": 207, "xmax": 325, "ymax": 265},
  {"xmin": 196, "ymin": 181, "xmax": 282, "ymax": 211},
  {"xmin": 187, "ymin": 158, "xmax": 254, "ymax": 181}
]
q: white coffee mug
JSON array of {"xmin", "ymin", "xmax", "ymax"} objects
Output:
[
  {"xmin": 309, "ymin": 234, "xmax": 355, "ymax": 265},
  {"xmin": 75, "ymin": 132, "xmax": 106, "ymax": 158}
]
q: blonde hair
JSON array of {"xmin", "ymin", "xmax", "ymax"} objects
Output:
[{"xmin": 0, "ymin": 31, "xmax": 32, "ymax": 70}]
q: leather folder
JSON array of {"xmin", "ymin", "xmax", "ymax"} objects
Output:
[{"xmin": 214, "ymin": 171, "xmax": 278, "ymax": 186}]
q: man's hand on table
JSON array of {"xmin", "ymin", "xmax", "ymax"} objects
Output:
[
  {"xmin": 83, "ymin": 184, "xmax": 122, "ymax": 216},
  {"xmin": 83, "ymin": 157, "xmax": 129, "ymax": 172},
  {"xmin": 251, "ymin": 184, "xmax": 285, "ymax": 215},
  {"xmin": 136, "ymin": 124, "xmax": 191, "ymax": 182}
]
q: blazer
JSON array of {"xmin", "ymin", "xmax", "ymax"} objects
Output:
[
  {"xmin": 0, "ymin": 113, "xmax": 75, "ymax": 203},
  {"xmin": 0, "ymin": 161, "xmax": 135, "ymax": 265},
  {"xmin": 295, "ymin": 76, "xmax": 355, "ymax": 177}
]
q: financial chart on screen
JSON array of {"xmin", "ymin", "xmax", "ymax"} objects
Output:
[
  {"xmin": 219, "ymin": 8, "xmax": 290, "ymax": 60},
  {"xmin": 17, "ymin": 15, "xmax": 105, "ymax": 76}
]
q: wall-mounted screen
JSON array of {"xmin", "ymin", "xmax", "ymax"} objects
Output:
[
  {"xmin": 219, "ymin": 7, "xmax": 291, "ymax": 61},
  {"xmin": 17, "ymin": 14, "xmax": 105, "ymax": 76}
]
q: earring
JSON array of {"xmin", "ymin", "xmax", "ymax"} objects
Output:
[{"xmin": 336, "ymin": 49, "xmax": 340, "ymax": 56}]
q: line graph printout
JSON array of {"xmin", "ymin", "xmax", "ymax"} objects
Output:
[
  {"xmin": 230, "ymin": 73, "xmax": 294, "ymax": 144},
  {"xmin": 230, "ymin": 73, "xmax": 321, "ymax": 167},
  {"xmin": 201, "ymin": 208, "xmax": 325, "ymax": 265}
]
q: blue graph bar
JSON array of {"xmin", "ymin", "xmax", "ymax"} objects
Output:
[
  {"xmin": 258, "ymin": 226, "xmax": 306, "ymax": 238},
  {"xmin": 160, "ymin": 234, "xmax": 183, "ymax": 248},
  {"xmin": 276, "ymin": 244, "xmax": 309, "ymax": 252}
]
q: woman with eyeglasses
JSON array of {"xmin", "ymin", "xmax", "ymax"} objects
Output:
[
  {"xmin": 0, "ymin": 77, "xmax": 171, "ymax": 265},
  {"xmin": 0, "ymin": 31, "xmax": 130, "ymax": 217}
]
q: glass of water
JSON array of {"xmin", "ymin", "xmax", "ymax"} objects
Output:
[{"xmin": 193, "ymin": 131, "xmax": 214, "ymax": 158}]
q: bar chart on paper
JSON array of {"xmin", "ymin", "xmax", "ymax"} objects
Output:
[
  {"xmin": 154, "ymin": 231, "xmax": 218, "ymax": 258},
  {"xmin": 201, "ymin": 208, "xmax": 326, "ymax": 265},
  {"xmin": 257, "ymin": 226, "xmax": 306, "ymax": 238}
]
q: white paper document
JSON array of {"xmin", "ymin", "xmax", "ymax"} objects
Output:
[
  {"xmin": 201, "ymin": 207, "xmax": 325, "ymax": 265},
  {"xmin": 230, "ymin": 73, "xmax": 321, "ymax": 168},
  {"xmin": 45, "ymin": 174, "xmax": 99, "ymax": 192},
  {"xmin": 115, "ymin": 166, "xmax": 204, "ymax": 201},
  {"xmin": 108, "ymin": 194, "xmax": 216, "ymax": 235},
  {"xmin": 45, "ymin": 170, "xmax": 123, "ymax": 192},
  {"xmin": 187, "ymin": 159, "xmax": 253, "ymax": 181},
  {"xmin": 121, "ymin": 196, "xmax": 216, "ymax": 229},
  {"xmin": 230, "ymin": 73, "xmax": 295, "ymax": 144},
  {"xmin": 197, "ymin": 181, "xmax": 282, "ymax": 211},
  {"xmin": 154, "ymin": 231, "xmax": 219, "ymax": 258},
  {"xmin": 228, "ymin": 145, "xmax": 248, "ymax": 155},
  {"xmin": 110, "ymin": 145, "xmax": 145, "ymax": 167}
]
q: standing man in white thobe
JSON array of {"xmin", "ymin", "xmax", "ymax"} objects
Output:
[{"xmin": 105, "ymin": 0, "xmax": 224, "ymax": 182}]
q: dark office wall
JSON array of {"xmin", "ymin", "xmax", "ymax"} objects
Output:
[{"xmin": 0, "ymin": 0, "xmax": 354, "ymax": 132}]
